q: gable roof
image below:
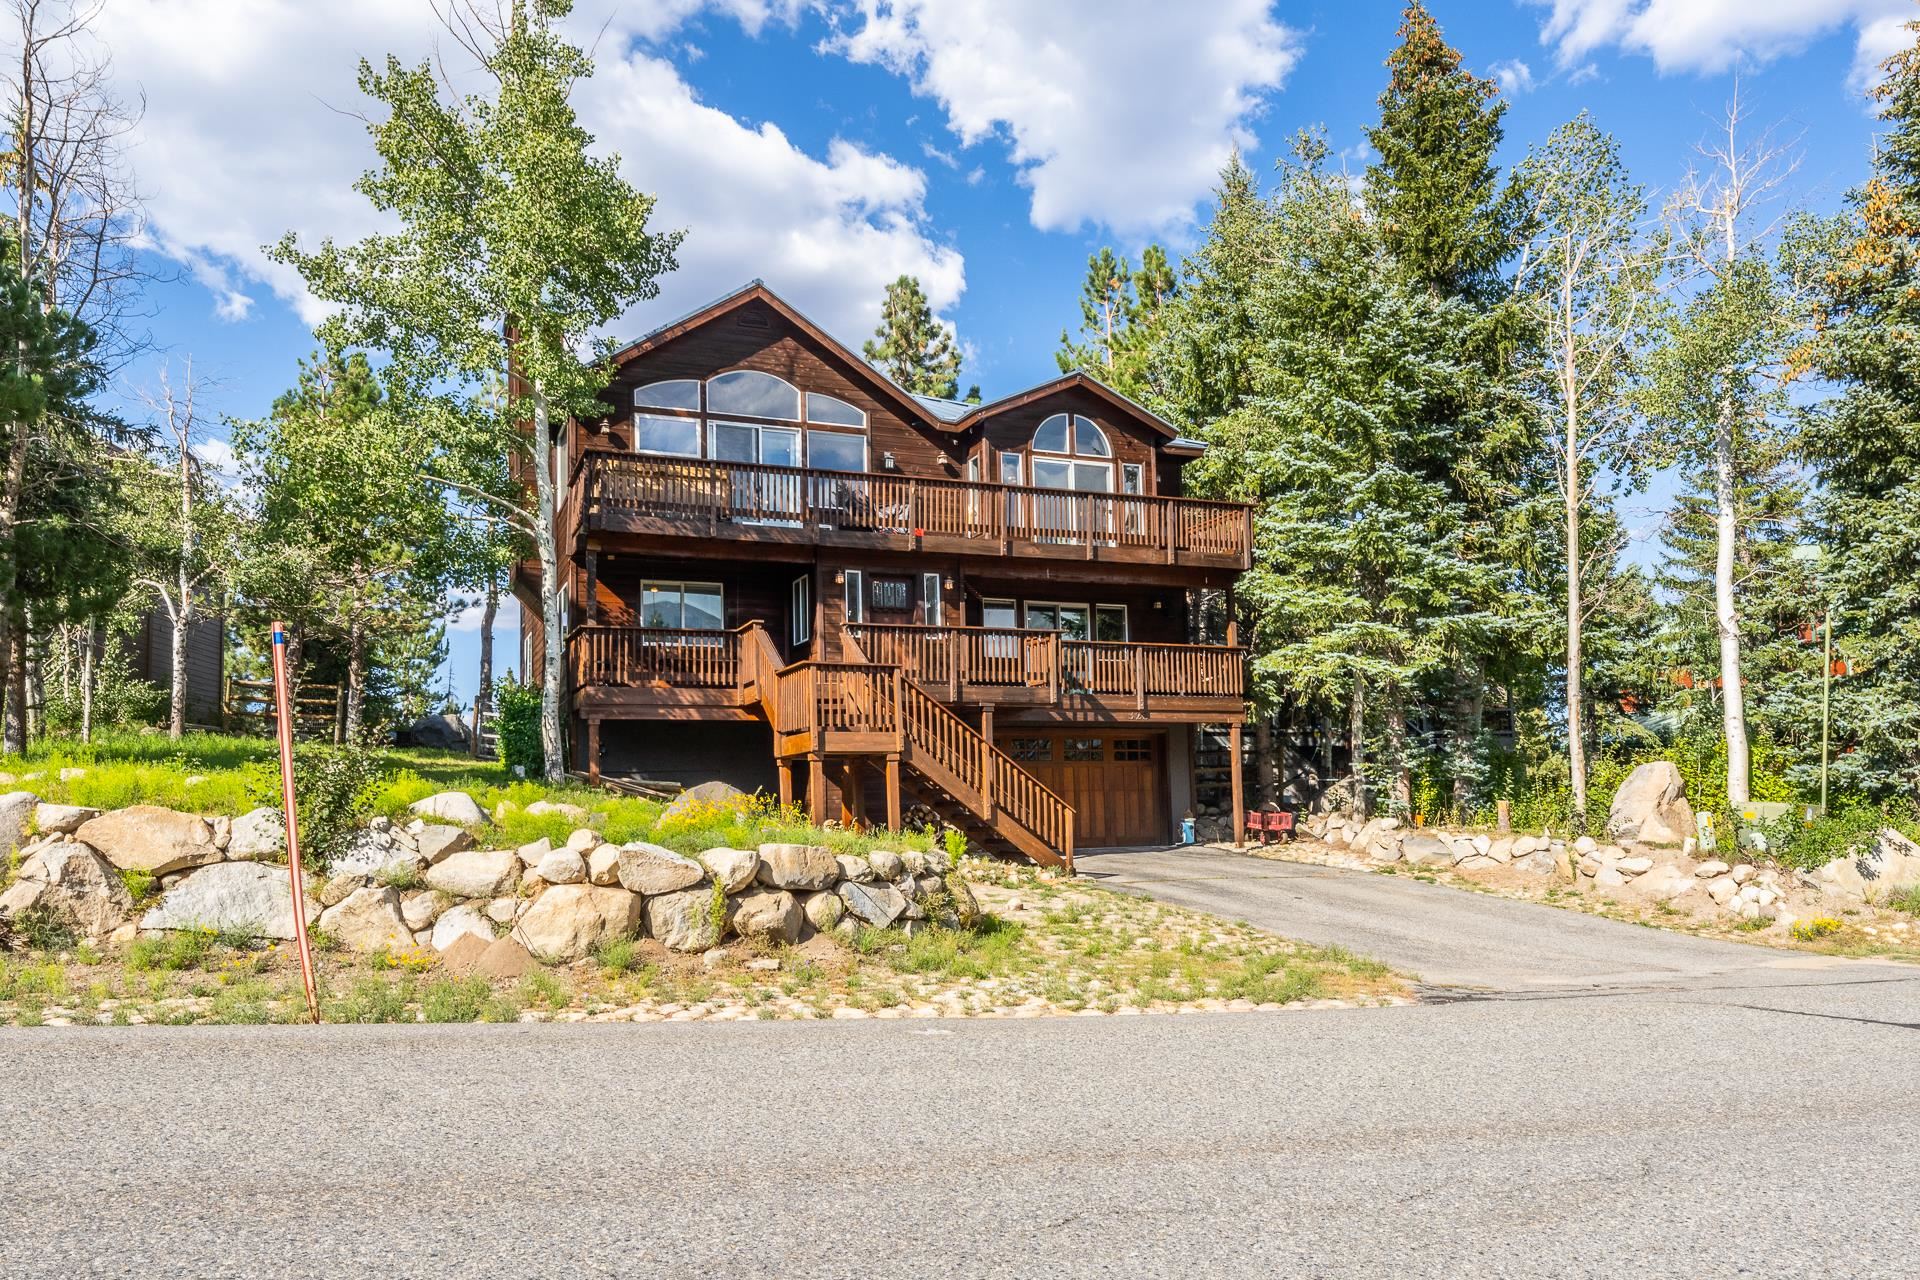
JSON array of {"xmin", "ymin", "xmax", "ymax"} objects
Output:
[{"xmin": 609, "ymin": 280, "xmax": 1187, "ymax": 444}]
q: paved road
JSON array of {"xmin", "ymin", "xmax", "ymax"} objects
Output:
[{"xmin": 1077, "ymin": 844, "xmax": 1825, "ymax": 991}]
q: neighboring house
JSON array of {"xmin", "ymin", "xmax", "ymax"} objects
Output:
[
  {"xmin": 514, "ymin": 282, "xmax": 1253, "ymax": 865},
  {"xmin": 126, "ymin": 605, "xmax": 226, "ymax": 727}
]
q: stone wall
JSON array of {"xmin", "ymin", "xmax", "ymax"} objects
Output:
[{"xmin": 0, "ymin": 789, "xmax": 971, "ymax": 966}]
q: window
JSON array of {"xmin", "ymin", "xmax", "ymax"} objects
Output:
[
  {"xmin": 1025, "ymin": 602, "xmax": 1090, "ymax": 639},
  {"xmin": 1031, "ymin": 412, "xmax": 1115, "ymax": 492},
  {"xmin": 1064, "ymin": 737, "xmax": 1103, "ymax": 762},
  {"xmin": 807, "ymin": 430, "xmax": 866, "ymax": 472},
  {"xmin": 1112, "ymin": 738, "xmax": 1153, "ymax": 762},
  {"xmin": 982, "ymin": 599, "xmax": 1017, "ymax": 630},
  {"xmin": 805, "ymin": 392, "xmax": 865, "ymax": 427},
  {"xmin": 1122, "ymin": 463, "xmax": 1144, "ymax": 495},
  {"xmin": 708, "ymin": 370, "xmax": 800, "ymax": 419},
  {"xmin": 1007, "ymin": 738, "xmax": 1052, "ymax": 762},
  {"xmin": 635, "ymin": 379, "xmax": 699, "ymax": 411},
  {"xmin": 871, "ymin": 576, "xmax": 911, "ymax": 611},
  {"xmin": 921, "ymin": 572, "xmax": 943, "ymax": 626},
  {"xmin": 791, "ymin": 576, "xmax": 812, "ymax": 645},
  {"xmin": 1094, "ymin": 604, "xmax": 1128, "ymax": 642},
  {"xmin": 640, "ymin": 581, "xmax": 723, "ymax": 630},
  {"xmin": 844, "ymin": 570, "xmax": 865, "ymax": 623},
  {"xmin": 636, "ymin": 413, "xmax": 701, "ymax": 457}
]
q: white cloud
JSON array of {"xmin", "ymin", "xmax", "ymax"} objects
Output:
[
  {"xmin": 448, "ymin": 591, "xmax": 519, "ymax": 634},
  {"xmin": 1490, "ymin": 58, "xmax": 1537, "ymax": 95},
  {"xmin": 821, "ymin": 0, "xmax": 1301, "ymax": 236},
  {"xmin": 1532, "ymin": 0, "xmax": 1913, "ymax": 81},
  {"xmin": 190, "ymin": 437, "xmax": 241, "ymax": 488},
  {"xmin": 98, "ymin": 0, "xmax": 962, "ymax": 342}
]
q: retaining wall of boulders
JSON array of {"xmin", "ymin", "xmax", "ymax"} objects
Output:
[{"xmin": 0, "ymin": 788, "xmax": 973, "ymax": 968}]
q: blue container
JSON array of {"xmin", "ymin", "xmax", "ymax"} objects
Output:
[{"xmin": 1180, "ymin": 818, "xmax": 1196, "ymax": 845}]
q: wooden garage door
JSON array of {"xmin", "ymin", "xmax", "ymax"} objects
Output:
[{"xmin": 999, "ymin": 731, "xmax": 1166, "ymax": 847}]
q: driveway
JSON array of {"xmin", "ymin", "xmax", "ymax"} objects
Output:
[{"xmin": 1077, "ymin": 843, "xmax": 1890, "ymax": 992}]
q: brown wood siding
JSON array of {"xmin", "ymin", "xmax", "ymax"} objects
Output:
[{"xmin": 976, "ymin": 387, "xmax": 1158, "ymax": 493}]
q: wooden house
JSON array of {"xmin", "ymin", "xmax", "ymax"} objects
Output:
[{"xmin": 514, "ymin": 282, "xmax": 1252, "ymax": 868}]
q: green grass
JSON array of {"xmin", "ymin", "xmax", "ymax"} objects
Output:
[{"xmin": 1884, "ymin": 884, "xmax": 1920, "ymax": 916}]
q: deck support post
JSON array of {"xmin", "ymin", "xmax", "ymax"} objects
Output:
[
  {"xmin": 777, "ymin": 760, "xmax": 794, "ymax": 810},
  {"xmin": 979, "ymin": 706, "xmax": 995, "ymax": 820},
  {"xmin": 1225, "ymin": 585, "xmax": 1238, "ymax": 647},
  {"xmin": 1229, "ymin": 720, "xmax": 1245, "ymax": 847},
  {"xmin": 842, "ymin": 760, "xmax": 865, "ymax": 829},
  {"xmin": 807, "ymin": 753, "xmax": 826, "ymax": 825},
  {"xmin": 884, "ymin": 751, "xmax": 902, "ymax": 831},
  {"xmin": 584, "ymin": 548, "xmax": 598, "ymax": 625},
  {"xmin": 586, "ymin": 718, "xmax": 601, "ymax": 785}
]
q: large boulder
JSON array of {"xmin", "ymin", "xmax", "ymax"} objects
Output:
[
  {"xmin": 407, "ymin": 712, "xmax": 470, "ymax": 750},
  {"xmin": 140, "ymin": 862, "xmax": 319, "ymax": 940},
  {"xmin": 1855, "ymin": 829, "xmax": 1920, "ymax": 895},
  {"xmin": 585, "ymin": 843, "xmax": 622, "ymax": 887},
  {"xmin": 698, "ymin": 847, "xmax": 760, "ymax": 893},
  {"xmin": 225, "ymin": 808, "xmax": 285, "ymax": 861},
  {"xmin": 730, "ymin": 888, "xmax": 802, "ymax": 945},
  {"xmin": 512, "ymin": 884, "xmax": 642, "ymax": 962},
  {"xmin": 1399, "ymin": 833, "xmax": 1452, "ymax": 867},
  {"xmin": 408, "ymin": 791, "xmax": 487, "ymax": 827},
  {"xmin": 430, "ymin": 903, "xmax": 496, "ymax": 952},
  {"xmin": 535, "ymin": 847, "xmax": 588, "ymax": 885},
  {"xmin": 0, "ymin": 790, "xmax": 39, "ymax": 854},
  {"xmin": 33, "ymin": 803, "xmax": 101, "ymax": 837},
  {"xmin": 1627, "ymin": 863, "xmax": 1699, "ymax": 903},
  {"xmin": 838, "ymin": 879, "xmax": 908, "ymax": 927},
  {"xmin": 0, "ymin": 838, "xmax": 133, "ymax": 937},
  {"xmin": 800, "ymin": 889, "xmax": 844, "ymax": 934},
  {"xmin": 331, "ymin": 828, "xmax": 423, "ymax": 880},
  {"xmin": 399, "ymin": 890, "xmax": 446, "ymax": 932},
  {"xmin": 616, "ymin": 842, "xmax": 707, "ymax": 895},
  {"xmin": 410, "ymin": 824, "xmax": 474, "ymax": 865},
  {"xmin": 424, "ymin": 848, "xmax": 519, "ymax": 899},
  {"xmin": 1606, "ymin": 763, "xmax": 1697, "ymax": 845},
  {"xmin": 318, "ymin": 886, "xmax": 416, "ymax": 953},
  {"xmin": 660, "ymin": 780, "xmax": 749, "ymax": 824},
  {"xmin": 757, "ymin": 843, "xmax": 838, "ymax": 891},
  {"xmin": 644, "ymin": 887, "xmax": 723, "ymax": 952},
  {"xmin": 75, "ymin": 805, "xmax": 222, "ymax": 876}
]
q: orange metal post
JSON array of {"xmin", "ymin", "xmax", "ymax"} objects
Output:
[{"xmin": 270, "ymin": 621, "xmax": 321, "ymax": 1024}]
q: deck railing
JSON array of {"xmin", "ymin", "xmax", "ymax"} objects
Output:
[
  {"xmin": 566, "ymin": 625, "xmax": 741, "ymax": 690},
  {"xmin": 846, "ymin": 623, "xmax": 1244, "ymax": 702},
  {"xmin": 578, "ymin": 450, "xmax": 1251, "ymax": 566}
]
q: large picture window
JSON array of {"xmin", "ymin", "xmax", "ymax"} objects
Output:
[
  {"xmin": 631, "ymin": 372, "xmax": 868, "ymax": 473},
  {"xmin": 1031, "ymin": 412, "xmax": 1114, "ymax": 493},
  {"xmin": 641, "ymin": 581, "xmax": 723, "ymax": 630}
]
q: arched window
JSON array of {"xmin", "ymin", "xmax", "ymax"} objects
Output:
[
  {"xmin": 634, "ymin": 379, "xmax": 699, "ymax": 411},
  {"xmin": 805, "ymin": 392, "xmax": 865, "ymax": 427},
  {"xmin": 1031, "ymin": 413, "xmax": 1114, "ymax": 493},
  {"xmin": 707, "ymin": 370, "xmax": 800, "ymax": 420}
]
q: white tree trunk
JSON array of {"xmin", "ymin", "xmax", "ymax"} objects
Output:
[
  {"xmin": 344, "ymin": 613, "xmax": 367, "ymax": 742},
  {"xmin": 1564, "ymin": 368, "xmax": 1588, "ymax": 821},
  {"xmin": 169, "ymin": 581, "xmax": 191, "ymax": 741},
  {"xmin": 1349, "ymin": 672, "xmax": 1368, "ymax": 819},
  {"xmin": 531, "ymin": 379, "xmax": 567, "ymax": 782},
  {"xmin": 79, "ymin": 621, "xmax": 96, "ymax": 743},
  {"xmin": 1714, "ymin": 404, "xmax": 1750, "ymax": 805}
]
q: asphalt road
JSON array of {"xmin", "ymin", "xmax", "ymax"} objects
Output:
[{"xmin": 5, "ymin": 852, "xmax": 1916, "ymax": 1279}]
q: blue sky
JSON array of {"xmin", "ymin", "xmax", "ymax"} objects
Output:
[{"xmin": 89, "ymin": 0, "xmax": 1914, "ymax": 705}]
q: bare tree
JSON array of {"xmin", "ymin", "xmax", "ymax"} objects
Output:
[{"xmin": 1661, "ymin": 84, "xmax": 1802, "ymax": 808}]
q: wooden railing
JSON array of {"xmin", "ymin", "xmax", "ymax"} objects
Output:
[
  {"xmin": 567, "ymin": 625, "xmax": 741, "ymax": 690},
  {"xmin": 846, "ymin": 623, "xmax": 1244, "ymax": 704},
  {"xmin": 578, "ymin": 450, "xmax": 1252, "ymax": 566},
  {"xmin": 896, "ymin": 679, "xmax": 1075, "ymax": 868}
]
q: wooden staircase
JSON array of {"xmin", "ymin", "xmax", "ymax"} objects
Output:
[{"xmin": 736, "ymin": 623, "xmax": 1074, "ymax": 871}]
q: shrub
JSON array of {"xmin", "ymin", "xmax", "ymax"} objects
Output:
[
  {"xmin": 248, "ymin": 743, "xmax": 387, "ymax": 870},
  {"xmin": 594, "ymin": 938, "xmax": 638, "ymax": 974},
  {"xmin": 1790, "ymin": 917, "xmax": 1844, "ymax": 942},
  {"xmin": 421, "ymin": 977, "xmax": 490, "ymax": 1022},
  {"xmin": 943, "ymin": 828, "xmax": 966, "ymax": 868},
  {"xmin": 1757, "ymin": 806, "xmax": 1914, "ymax": 873},
  {"xmin": 494, "ymin": 674, "xmax": 543, "ymax": 777}
]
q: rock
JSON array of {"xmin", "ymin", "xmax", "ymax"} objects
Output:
[
  {"xmin": 866, "ymin": 850, "xmax": 905, "ymax": 880},
  {"xmin": 935, "ymin": 878, "xmax": 982, "ymax": 928},
  {"xmin": 58, "ymin": 767, "xmax": 86, "ymax": 781},
  {"xmin": 659, "ymin": 780, "xmax": 748, "ymax": 824},
  {"xmin": 1696, "ymin": 860, "xmax": 1731, "ymax": 878},
  {"xmin": 484, "ymin": 897, "xmax": 522, "ymax": 925},
  {"xmin": 564, "ymin": 828, "xmax": 601, "ymax": 853},
  {"xmin": 535, "ymin": 847, "xmax": 587, "ymax": 885},
  {"xmin": 702, "ymin": 947, "xmax": 732, "ymax": 971},
  {"xmin": 1731, "ymin": 864, "xmax": 1755, "ymax": 884},
  {"xmin": 223, "ymin": 808, "xmax": 285, "ymax": 861},
  {"xmin": 1629, "ymin": 864, "xmax": 1698, "ymax": 902},
  {"xmin": 1593, "ymin": 866, "xmax": 1628, "ymax": 889},
  {"xmin": 207, "ymin": 816, "xmax": 231, "ymax": 851},
  {"xmin": 73, "ymin": 805, "xmax": 221, "ymax": 876},
  {"xmin": 757, "ymin": 843, "xmax": 838, "ymax": 891},
  {"xmin": 1486, "ymin": 837, "xmax": 1515, "ymax": 863},
  {"xmin": 512, "ymin": 883, "xmax": 642, "ymax": 962},
  {"xmin": 318, "ymin": 886, "xmax": 415, "ymax": 953},
  {"xmin": 1512, "ymin": 835, "xmax": 1543, "ymax": 856},
  {"xmin": 430, "ymin": 903, "xmax": 495, "ymax": 951},
  {"xmin": 399, "ymin": 890, "xmax": 446, "ymax": 932},
  {"xmin": 1616, "ymin": 856, "xmax": 1655, "ymax": 875},
  {"xmin": 616, "ymin": 843, "xmax": 707, "ymax": 895},
  {"xmin": 0, "ymin": 839, "xmax": 133, "ymax": 937},
  {"xmin": 317, "ymin": 873, "xmax": 369, "ymax": 907},
  {"xmin": 406, "ymin": 712, "xmax": 471, "ymax": 749},
  {"xmin": 838, "ymin": 879, "xmax": 908, "ymax": 927},
  {"xmin": 473, "ymin": 937, "xmax": 537, "ymax": 981},
  {"xmin": 330, "ymin": 829, "xmax": 421, "ymax": 880},
  {"xmin": 525, "ymin": 799, "xmax": 590, "ymax": 823},
  {"xmin": 644, "ymin": 887, "xmax": 724, "ymax": 952},
  {"xmin": 1400, "ymin": 833, "xmax": 1451, "ymax": 866},
  {"xmin": 408, "ymin": 791, "xmax": 486, "ymax": 827},
  {"xmin": 516, "ymin": 837, "xmax": 553, "ymax": 868},
  {"xmin": 747, "ymin": 957, "xmax": 780, "ymax": 973},
  {"xmin": 835, "ymin": 854, "xmax": 876, "ymax": 883},
  {"xmin": 585, "ymin": 843, "xmax": 622, "ymax": 887},
  {"xmin": 698, "ymin": 847, "xmax": 760, "ymax": 893},
  {"xmin": 1706, "ymin": 875, "xmax": 1739, "ymax": 906},
  {"xmin": 730, "ymin": 888, "xmax": 803, "ymax": 944},
  {"xmin": 1456, "ymin": 855, "xmax": 1500, "ymax": 871},
  {"xmin": 800, "ymin": 890, "xmax": 845, "ymax": 934},
  {"xmin": 412, "ymin": 825, "xmax": 474, "ymax": 865},
  {"xmin": 1351, "ymin": 817, "xmax": 1402, "ymax": 858},
  {"xmin": 1855, "ymin": 829, "xmax": 1920, "ymax": 894},
  {"xmin": 140, "ymin": 862, "xmax": 318, "ymax": 940},
  {"xmin": 0, "ymin": 790, "xmax": 40, "ymax": 852},
  {"xmin": 1578, "ymin": 854, "xmax": 1603, "ymax": 877},
  {"xmin": 33, "ymin": 803, "xmax": 101, "ymax": 837},
  {"xmin": 900, "ymin": 850, "xmax": 935, "ymax": 877},
  {"xmin": 1605, "ymin": 762, "xmax": 1697, "ymax": 845},
  {"xmin": 424, "ymin": 848, "xmax": 519, "ymax": 899},
  {"xmin": 1573, "ymin": 836, "xmax": 1599, "ymax": 856}
]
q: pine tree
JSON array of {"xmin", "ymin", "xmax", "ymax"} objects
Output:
[
  {"xmin": 862, "ymin": 275, "xmax": 964, "ymax": 398},
  {"xmin": 1792, "ymin": 16, "xmax": 1920, "ymax": 801},
  {"xmin": 1057, "ymin": 244, "xmax": 1179, "ymax": 399},
  {"xmin": 1154, "ymin": 151, "xmax": 1273, "ymax": 431}
]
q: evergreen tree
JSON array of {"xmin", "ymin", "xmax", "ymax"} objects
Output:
[
  {"xmin": 1155, "ymin": 151, "xmax": 1273, "ymax": 431},
  {"xmin": 1057, "ymin": 243, "xmax": 1179, "ymax": 398},
  {"xmin": 862, "ymin": 275, "xmax": 964, "ymax": 398},
  {"xmin": 1792, "ymin": 16, "xmax": 1920, "ymax": 801}
]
